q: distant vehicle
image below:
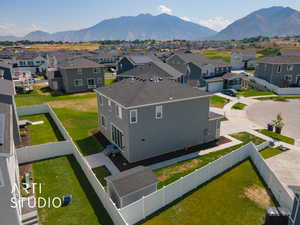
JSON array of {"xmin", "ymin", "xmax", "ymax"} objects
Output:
[{"xmin": 221, "ymin": 89, "xmax": 237, "ymax": 97}]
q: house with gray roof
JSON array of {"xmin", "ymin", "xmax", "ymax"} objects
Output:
[
  {"xmin": 255, "ymin": 56, "xmax": 300, "ymax": 87},
  {"xmin": 166, "ymin": 52, "xmax": 231, "ymax": 88},
  {"xmin": 95, "ymin": 77, "xmax": 221, "ymax": 163},
  {"xmin": 231, "ymin": 49, "xmax": 256, "ymax": 70},
  {"xmin": 0, "ymin": 62, "xmax": 13, "ymax": 80},
  {"xmin": 117, "ymin": 61, "xmax": 186, "ymax": 83},
  {"xmin": 278, "ymin": 49, "xmax": 300, "ymax": 57},
  {"xmin": 106, "ymin": 166, "xmax": 158, "ymax": 208},
  {"xmin": 48, "ymin": 57, "xmax": 104, "ymax": 93},
  {"xmin": 0, "ymin": 80, "xmax": 22, "ymax": 225}
]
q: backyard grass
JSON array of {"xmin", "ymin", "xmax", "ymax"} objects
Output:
[
  {"xmin": 16, "ymin": 85, "xmax": 102, "ymax": 156},
  {"xmin": 104, "ymin": 77, "xmax": 116, "ymax": 86},
  {"xmin": 92, "ymin": 166, "xmax": 112, "ymax": 187},
  {"xmin": 210, "ymin": 95, "xmax": 230, "ymax": 108},
  {"xmin": 230, "ymin": 132, "xmax": 265, "ymax": 145},
  {"xmin": 255, "ymin": 96, "xmax": 300, "ymax": 101},
  {"xmin": 27, "ymin": 43, "xmax": 101, "ymax": 52},
  {"xmin": 238, "ymin": 88, "xmax": 274, "ymax": 97},
  {"xmin": 19, "ymin": 113, "xmax": 64, "ymax": 145},
  {"xmin": 244, "ymin": 69, "xmax": 255, "ymax": 73},
  {"xmin": 202, "ymin": 50, "xmax": 231, "ymax": 63},
  {"xmin": 257, "ymin": 129, "xmax": 295, "ymax": 145},
  {"xmin": 32, "ymin": 155, "xmax": 113, "ymax": 225},
  {"xmin": 232, "ymin": 102, "xmax": 247, "ymax": 110},
  {"xmin": 260, "ymin": 147, "xmax": 284, "ymax": 159},
  {"xmin": 141, "ymin": 155, "xmax": 279, "ymax": 225},
  {"xmin": 221, "ymin": 117, "xmax": 228, "ymax": 121}
]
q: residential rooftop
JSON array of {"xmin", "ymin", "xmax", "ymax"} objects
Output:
[
  {"xmin": 106, "ymin": 166, "xmax": 158, "ymax": 197},
  {"xmin": 95, "ymin": 78, "xmax": 210, "ymax": 108},
  {"xmin": 0, "ymin": 103, "xmax": 12, "ymax": 155},
  {"xmin": 0, "ymin": 79, "xmax": 15, "ymax": 96},
  {"xmin": 57, "ymin": 57, "xmax": 104, "ymax": 69},
  {"xmin": 174, "ymin": 53, "xmax": 230, "ymax": 67},
  {"xmin": 259, "ymin": 56, "xmax": 300, "ymax": 64}
]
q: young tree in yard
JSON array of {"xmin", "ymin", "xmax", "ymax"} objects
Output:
[{"xmin": 273, "ymin": 113, "xmax": 285, "ymax": 134}]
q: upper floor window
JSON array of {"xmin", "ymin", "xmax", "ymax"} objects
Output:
[
  {"xmin": 94, "ymin": 68, "xmax": 101, "ymax": 73},
  {"xmin": 73, "ymin": 79, "xmax": 83, "ymax": 87},
  {"xmin": 287, "ymin": 65, "xmax": 294, "ymax": 72},
  {"xmin": 77, "ymin": 68, "xmax": 83, "ymax": 74},
  {"xmin": 108, "ymin": 99, "xmax": 111, "ymax": 107},
  {"xmin": 129, "ymin": 110, "xmax": 138, "ymax": 124},
  {"xmin": 277, "ymin": 65, "xmax": 282, "ymax": 73},
  {"xmin": 155, "ymin": 105, "xmax": 163, "ymax": 119},
  {"xmin": 101, "ymin": 115, "xmax": 106, "ymax": 129},
  {"xmin": 117, "ymin": 105, "xmax": 122, "ymax": 119}
]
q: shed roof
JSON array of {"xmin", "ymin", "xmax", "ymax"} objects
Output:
[{"xmin": 106, "ymin": 166, "xmax": 158, "ymax": 197}]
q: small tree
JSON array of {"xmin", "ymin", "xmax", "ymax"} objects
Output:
[{"xmin": 272, "ymin": 113, "xmax": 285, "ymax": 134}]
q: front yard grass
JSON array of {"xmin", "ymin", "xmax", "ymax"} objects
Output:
[
  {"xmin": 141, "ymin": 154, "xmax": 279, "ymax": 225},
  {"xmin": 210, "ymin": 95, "xmax": 230, "ymax": 108},
  {"xmin": 104, "ymin": 77, "xmax": 116, "ymax": 86},
  {"xmin": 32, "ymin": 155, "xmax": 113, "ymax": 225},
  {"xmin": 260, "ymin": 147, "xmax": 284, "ymax": 159},
  {"xmin": 237, "ymin": 88, "xmax": 273, "ymax": 97},
  {"xmin": 257, "ymin": 129, "xmax": 295, "ymax": 145},
  {"xmin": 230, "ymin": 132, "xmax": 265, "ymax": 145},
  {"xmin": 232, "ymin": 102, "xmax": 247, "ymax": 110},
  {"xmin": 92, "ymin": 166, "xmax": 112, "ymax": 188},
  {"xmin": 255, "ymin": 96, "xmax": 300, "ymax": 101},
  {"xmin": 19, "ymin": 113, "xmax": 64, "ymax": 145}
]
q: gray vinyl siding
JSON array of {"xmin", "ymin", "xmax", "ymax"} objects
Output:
[
  {"xmin": 166, "ymin": 55, "xmax": 185, "ymax": 65},
  {"xmin": 117, "ymin": 57, "xmax": 135, "ymax": 74},
  {"xmin": 207, "ymin": 119, "xmax": 220, "ymax": 143},
  {"xmin": 107, "ymin": 183, "xmax": 121, "ymax": 208},
  {"xmin": 60, "ymin": 68, "xmax": 104, "ymax": 93},
  {"xmin": 255, "ymin": 63, "xmax": 300, "ymax": 87}
]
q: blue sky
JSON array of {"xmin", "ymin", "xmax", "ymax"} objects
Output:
[{"xmin": 1, "ymin": 0, "xmax": 300, "ymax": 36}]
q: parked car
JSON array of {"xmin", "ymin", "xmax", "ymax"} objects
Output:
[{"xmin": 221, "ymin": 89, "xmax": 237, "ymax": 97}]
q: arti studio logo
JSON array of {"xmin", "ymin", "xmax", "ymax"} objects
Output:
[{"xmin": 11, "ymin": 182, "xmax": 62, "ymax": 209}]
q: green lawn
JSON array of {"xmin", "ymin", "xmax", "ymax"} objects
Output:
[
  {"xmin": 230, "ymin": 132, "xmax": 265, "ymax": 145},
  {"xmin": 210, "ymin": 95, "xmax": 230, "ymax": 108},
  {"xmin": 238, "ymin": 88, "xmax": 273, "ymax": 97},
  {"xmin": 33, "ymin": 156, "xmax": 113, "ymax": 225},
  {"xmin": 221, "ymin": 117, "xmax": 228, "ymax": 121},
  {"xmin": 19, "ymin": 113, "xmax": 64, "ymax": 145},
  {"xmin": 257, "ymin": 129, "xmax": 295, "ymax": 145},
  {"xmin": 92, "ymin": 166, "xmax": 111, "ymax": 187},
  {"xmin": 232, "ymin": 102, "xmax": 247, "ymax": 110},
  {"xmin": 202, "ymin": 50, "xmax": 231, "ymax": 63},
  {"xmin": 255, "ymin": 96, "xmax": 300, "ymax": 101},
  {"xmin": 244, "ymin": 69, "xmax": 255, "ymax": 73},
  {"xmin": 104, "ymin": 77, "xmax": 116, "ymax": 86},
  {"xmin": 141, "ymin": 150, "xmax": 280, "ymax": 225},
  {"xmin": 260, "ymin": 147, "xmax": 284, "ymax": 159}
]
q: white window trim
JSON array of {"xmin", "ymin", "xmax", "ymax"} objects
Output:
[
  {"xmin": 110, "ymin": 123, "xmax": 124, "ymax": 150},
  {"xmin": 108, "ymin": 99, "xmax": 111, "ymax": 107},
  {"xmin": 129, "ymin": 109, "xmax": 138, "ymax": 124},
  {"xmin": 101, "ymin": 115, "xmax": 107, "ymax": 129},
  {"xmin": 155, "ymin": 105, "xmax": 163, "ymax": 119},
  {"xmin": 277, "ymin": 65, "xmax": 282, "ymax": 73},
  {"xmin": 73, "ymin": 79, "xmax": 83, "ymax": 87},
  {"xmin": 99, "ymin": 95, "xmax": 104, "ymax": 106},
  {"xmin": 87, "ymin": 78, "xmax": 96, "ymax": 89},
  {"xmin": 0, "ymin": 167, "xmax": 5, "ymax": 188},
  {"xmin": 116, "ymin": 104, "xmax": 122, "ymax": 119}
]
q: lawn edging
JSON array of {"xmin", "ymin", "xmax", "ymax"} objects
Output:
[{"xmin": 257, "ymin": 129, "xmax": 295, "ymax": 145}]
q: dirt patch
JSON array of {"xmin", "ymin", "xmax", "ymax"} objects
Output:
[
  {"xmin": 47, "ymin": 97, "xmax": 97, "ymax": 112},
  {"xmin": 243, "ymin": 184, "xmax": 271, "ymax": 208},
  {"xmin": 157, "ymin": 159, "xmax": 202, "ymax": 182}
]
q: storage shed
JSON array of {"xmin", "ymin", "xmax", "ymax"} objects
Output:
[{"xmin": 106, "ymin": 166, "xmax": 158, "ymax": 208}]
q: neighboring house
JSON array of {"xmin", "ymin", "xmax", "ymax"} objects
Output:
[
  {"xmin": 86, "ymin": 50, "xmax": 122, "ymax": 68},
  {"xmin": 278, "ymin": 49, "xmax": 300, "ymax": 57},
  {"xmin": 12, "ymin": 52, "xmax": 48, "ymax": 74},
  {"xmin": 48, "ymin": 57, "xmax": 105, "ymax": 93},
  {"xmin": 255, "ymin": 56, "xmax": 300, "ymax": 87},
  {"xmin": 106, "ymin": 166, "xmax": 158, "ymax": 208},
  {"xmin": 0, "ymin": 80, "xmax": 22, "ymax": 225},
  {"xmin": 231, "ymin": 50, "xmax": 256, "ymax": 70},
  {"xmin": 166, "ymin": 53, "xmax": 231, "ymax": 87},
  {"xmin": 95, "ymin": 78, "xmax": 222, "ymax": 163},
  {"xmin": 0, "ymin": 62, "xmax": 13, "ymax": 80},
  {"xmin": 202, "ymin": 73, "xmax": 243, "ymax": 93},
  {"xmin": 117, "ymin": 54, "xmax": 160, "ymax": 74},
  {"xmin": 117, "ymin": 61, "xmax": 186, "ymax": 83}
]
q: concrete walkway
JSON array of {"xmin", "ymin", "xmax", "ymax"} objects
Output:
[
  {"xmin": 85, "ymin": 152, "xmax": 120, "ymax": 175},
  {"xmin": 150, "ymin": 135, "xmax": 241, "ymax": 170}
]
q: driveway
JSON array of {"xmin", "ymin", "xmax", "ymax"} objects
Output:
[{"xmin": 247, "ymin": 100, "xmax": 300, "ymax": 144}]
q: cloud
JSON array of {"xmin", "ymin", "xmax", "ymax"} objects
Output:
[
  {"xmin": 180, "ymin": 16, "xmax": 192, "ymax": 22},
  {"xmin": 0, "ymin": 23, "xmax": 45, "ymax": 37},
  {"xmin": 158, "ymin": 5, "xmax": 173, "ymax": 15},
  {"xmin": 199, "ymin": 17, "xmax": 232, "ymax": 31}
]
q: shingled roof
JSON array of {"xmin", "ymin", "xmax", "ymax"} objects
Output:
[
  {"xmin": 259, "ymin": 56, "xmax": 300, "ymax": 64},
  {"xmin": 57, "ymin": 57, "xmax": 104, "ymax": 69},
  {"xmin": 95, "ymin": 78, "xmax": 210, "ymax": 108},
  {"xmin": 106, "ymin": 166, "xmax": 158, "ymax": 197},
  {"xmin": 175, "ymin": 53, "xmax": 230, "ymax": 67}
]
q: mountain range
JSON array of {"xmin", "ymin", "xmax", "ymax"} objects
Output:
[{"xmin": 1, "ymin": 6, "xmax": 300, "ymax": 42}]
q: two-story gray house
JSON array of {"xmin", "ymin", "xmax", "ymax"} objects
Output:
[
  {"xmin": 48, "ymin": 57, "xmax": 104, "ymax": 93},
  {"xmin": 95, "ymin": 78, "xmax": 222, "ymax": 163},
  {"xmin": 231, "ymin": 50, "xmax": 256, "ymax": 70},
  {"xmin": 255, "ymin": 56, "xmax": 300, "ymax": 87}
]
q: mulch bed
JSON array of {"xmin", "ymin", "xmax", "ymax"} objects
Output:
[
  {"xmin": 90, "ymin": 130, "xmax": 111, "ymax": 148},
  {"xmin": 108, "ymin": 136, "xmax": 231, "ymax": 171},
  {"xmin": 17, "ymin": 127, "xmax": 31, "ymax": 148}
]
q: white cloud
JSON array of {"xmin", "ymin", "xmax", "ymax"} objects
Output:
[
  {"xmin": 158, "ymin": 5, "xmax": 173, "ymax": 15},
  {"xmin": 0, "ymin": 23, "xmax": 45, "ymax": 37},
  {"xmin": 180, "ymin": 16, "xmax": 192, "ymax": 22},
  {"xmin": 199, "ymin": 17, "xmax": 232, "ymax": 31}
]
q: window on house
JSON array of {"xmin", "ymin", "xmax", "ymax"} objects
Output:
[
  {"xmin": 73, "ymin": 79, "xmax": 83, "ymax": 87},
  {"xmin": 277, "ymin": 65, "xmax": 282, "ymax": 73},
  {"xmin": 101, "ymin": 116, "xmax": 106, "ymax": 128},
  {"xmin": 108, "ymin": 100, "xmax": 111, "ymax": 107},
  {"xmin": 111, "ymin": 125, "xmax": 124, "ymax": 149},
  {"xmin": 94, "ymin": 68, "xmax": 101, "ymax": 73},
  {"xmin": 288, "ymin": 65, "xmax": 294, "ymax": 72},
  {"xmin": 0, "ymin": 168, "xmax": 4, "ymax": 187},
  {"xmin": 155, "ymin": 105, "xmax": 163, "ymax": 119},
  {"xmin": 99, "ymin": 95, "xmax": 104, "ymax": 105},
  {"xmin": 77, "ymin": 68, "xmax": 83, "ymax": 74},
  {"xmin": 87, "ymin": 78, "xmax": 96, "ymax": 88},
  {"xmin": 116, "ymin": 105, "xmax": 122, "ymax": 119},
  {"xmin": 130, "ymin": 110, "xmax": 138, "ymax": 124}
]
